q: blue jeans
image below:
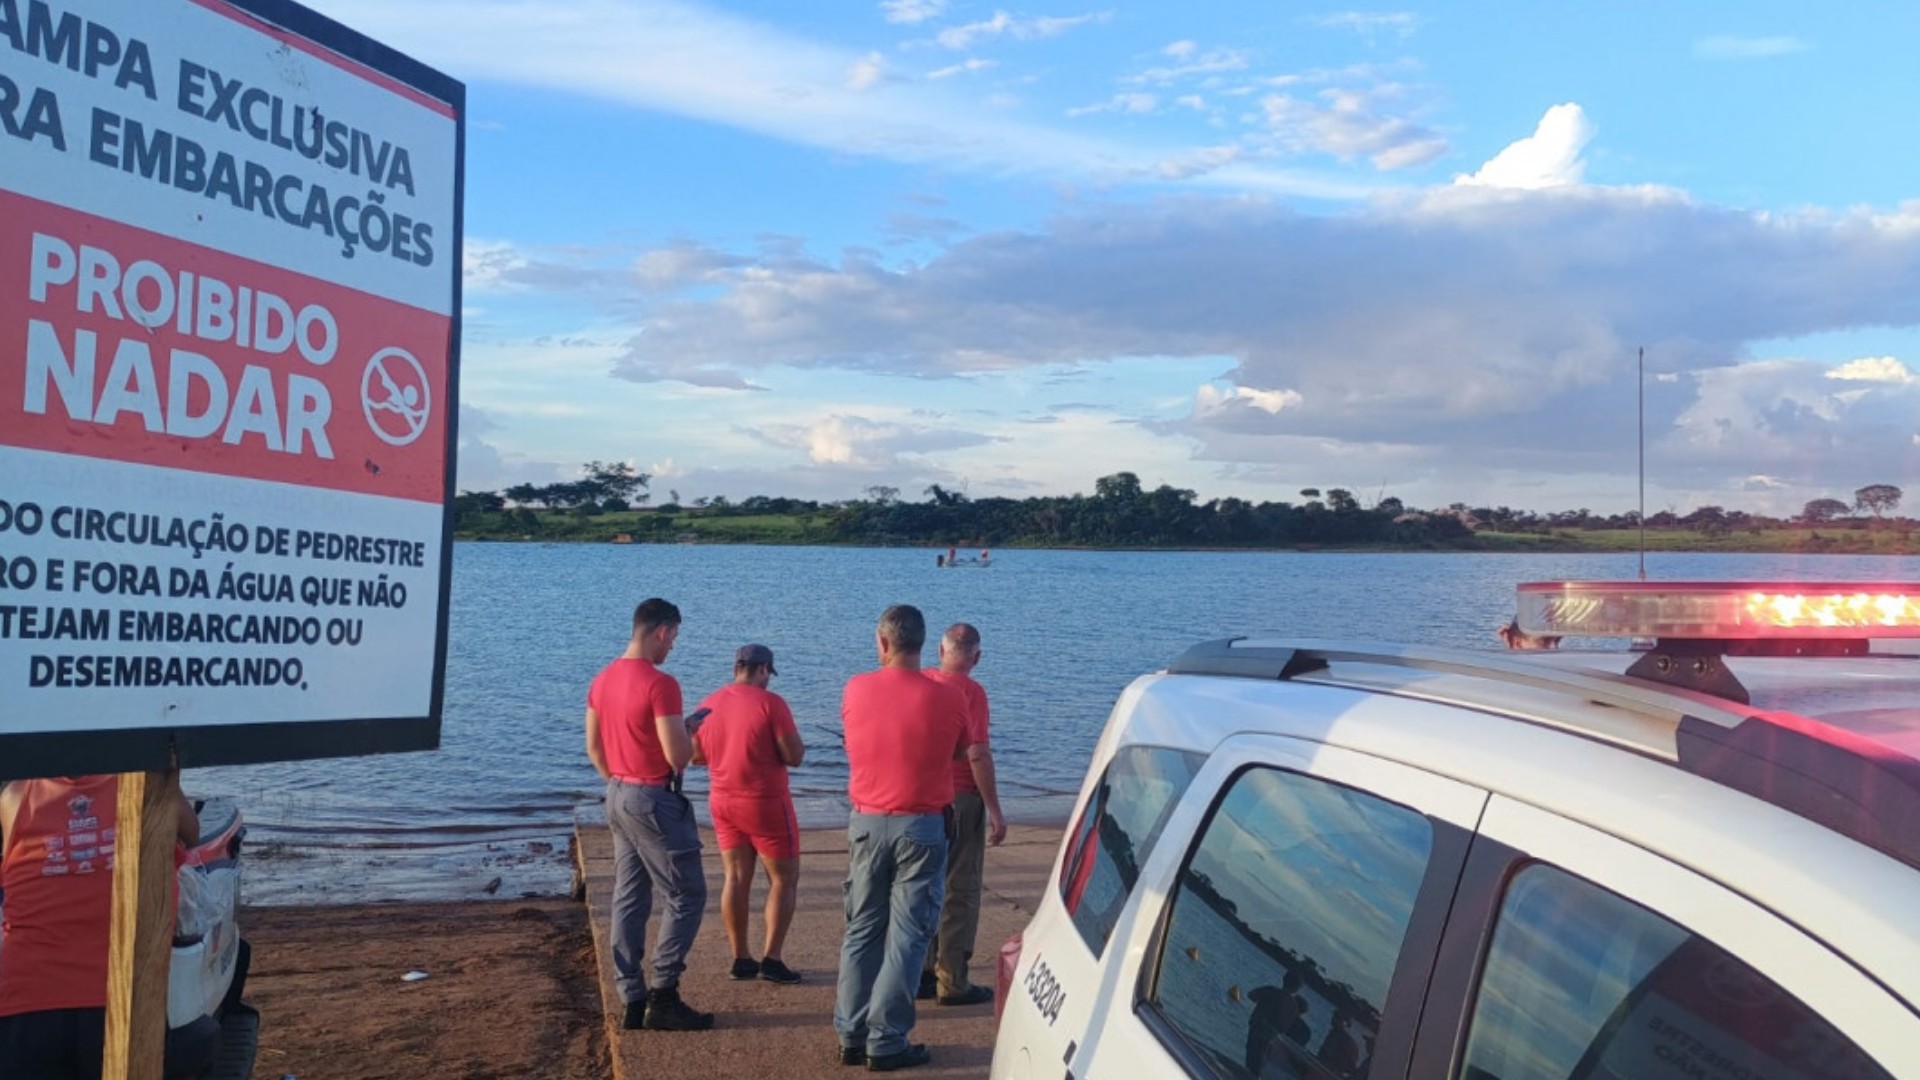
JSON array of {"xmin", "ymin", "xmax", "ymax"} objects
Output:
[
  {"xmin": 834, "ymin": 811, "xmax": 948, "ymax": 1057},
  {"xmin": 606, "ymin": 779, "xmax": 707, "ymax": 1003}
]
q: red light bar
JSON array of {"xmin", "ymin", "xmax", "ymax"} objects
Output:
[{"xmin": 1516, "ymin": 581, "xmax": 1920, "ymax": 639}]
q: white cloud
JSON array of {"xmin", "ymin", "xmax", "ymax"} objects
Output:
[
  {"xmin": 588, "ymin": 187, "xmax": 1920, "ymax": 503},
  {"xmin": 1310, "ymin": 12, "xmax": 1421, "ymax": 40},
  {"xmin": 1156, "ymin": 144, "xmax": 1241, "ymax": 180},
  {"xmin": 847, "ymin": 51, "xmax": 891, "ymax": 90},
  {"xmin": 632, "ymin": 243, "xmax": 746, "ymax": 293},
  {"xmin": 880, "ymin": 0, "xmax": 946, "ymax": 25},
  {"xmin": 1067, "ymin": 93, "xmax": 1159, "ymax": 118},
  {"xmin": 1694, "ymin": 35, "xmax": 1809, "ymax": 60},
  {"xmin": 301, "ymin": 0, "xmax": 1349, "ymax": 198},
  {"xmin": 1827, "ymin": 356, "xmax": 1915, "ymax": 383},
  {"xmin": 455, "ymin": 406, "xmax": 575, "ymax": 491},
  {"xmin": 1164, "ymin": 40, "xmax": 1197, "ymax": 60},
  {"xmin": 1197, "ymin": 384, "xmax": 1305, "ymax": 415},
  {"xmin": 928, "ymin": 57, "xmax": 996, "ymax": 80},
  {"xmin": 1260, "ymin": 86, "xmax": 1447, "ymax": 170},
  {"xmin": 936, "ymin": 11, "xmax": 1106, "ymax": 50},
  {"xmin": 1455, "ymin": 103, "xmax": 1594, "ymax": 189},
  {"xmin": 758, "ymin": 413, "xmax": 995, "ymax": 467},
  {"xmin": 1125, "ymin": 45, "xmax": 1250, "ymax": 86}
]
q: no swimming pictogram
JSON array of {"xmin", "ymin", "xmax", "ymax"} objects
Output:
[{"xmin": 361, "ymin": 346, "xmax": 432, "ymax": 446}]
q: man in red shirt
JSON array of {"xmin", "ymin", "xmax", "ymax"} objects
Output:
[
  {"xmin": 0, "ymin": 774, "xmax": 207, "ymax": 1079},
  {"xmin": 691, "ymin": 643, "xmax": 806, "ymax": 985},
  {"xmin": 920, "ymin": 622, "xmax": 1006, "ymax": 1007},
  {"xmin": 832, "ymin": 605, "xmax": 970, "ymax": 1072},
  {"xmin": 585, "ymin": 597, "xmax": 713, "ymax": 1032}
]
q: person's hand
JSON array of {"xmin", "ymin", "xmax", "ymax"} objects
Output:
[{"xmin": 988, "ymin": 808, "xmax": 1007, "ymax": 847}]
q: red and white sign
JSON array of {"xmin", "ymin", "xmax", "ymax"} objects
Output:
[{"xmin": 0, "ymin": 0, "xmax": 461, "ymax": 771}]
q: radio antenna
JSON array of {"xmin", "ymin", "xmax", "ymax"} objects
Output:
[{"xmin": 1638, "ymin": 346, "xmax": 1647, "ymax": 581}]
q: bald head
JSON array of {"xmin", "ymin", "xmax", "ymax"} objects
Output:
[{"xmin": 939, "ymin": 622, "xmax": 981, "ymax": 674}]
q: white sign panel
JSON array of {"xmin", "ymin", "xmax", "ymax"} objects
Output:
[{"xmin": 0, "ymin": 0, "xmax": 463, "ymax": 775}]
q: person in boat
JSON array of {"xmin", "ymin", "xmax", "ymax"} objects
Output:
[
  {"xmin": 0, "ymin": 774, "xmax": 213, "ymax": 1080},
  {"xmin": 690, "ymin": 644, "xmax": 807, "ymax": 986},
  {"xmin": 1498, "ymin": 618, "xmax": 1561, "ymax": 650},
  {"xmin": 919, "ymin": 623, "xmax": 1007, "ymax": 1007},
  {"xmin": 978, "ymin": 549, "xmax": 990, "ymax": 565},
  {"xmin": 584, "ymin": 597, "xmax": 714, "ymax": 1031}
]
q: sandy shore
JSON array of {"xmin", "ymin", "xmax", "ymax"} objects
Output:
[
  {"xmin": 242, "ymin": 900, "xmax": 606, "ymax": 1079},
  {"xmin": 238, "ymin": 821, "xmax": 1062, "ymax": 1080}
]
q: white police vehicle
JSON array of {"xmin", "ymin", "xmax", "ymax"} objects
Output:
[{"xmin": 991, "ymin": 582, "xmax": 1920, "ymax": 1080}]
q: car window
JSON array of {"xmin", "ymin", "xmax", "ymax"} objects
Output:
[
  {"xmin": 1461, "ymin": 863, "xmax": 1892, "ymax": 1080},
  {"xmin": 1145, "ymin": 765, "xmax": 1435, "ymax": 1080},
  {"xmin": 1058, "ymin": 744, "xmax": 1206, "ymax": 955}
]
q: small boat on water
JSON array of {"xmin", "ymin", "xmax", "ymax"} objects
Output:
[{"xmin": 937, "ymin": 549, "xmax": 992, "ymax": 568}]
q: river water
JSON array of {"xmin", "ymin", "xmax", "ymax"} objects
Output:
[{"xmin": 201, "ymin": 544, "xmax": 1920, "ymax": 904}]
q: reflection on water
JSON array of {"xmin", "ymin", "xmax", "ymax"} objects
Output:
[
  {"xmin": 198, "ymin": 545, "xmax": 1920, "ymax": 904},
  {"xmin": 1151, "ymin": 767, "xmax": 1432, "ymax": 1080}
]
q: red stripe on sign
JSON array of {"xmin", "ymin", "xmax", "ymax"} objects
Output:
[
  {"xmin": 0, "ymin": 191, "xmax": 449, "ymax": 504},
  {"xmin": 184, "ymin": 0, "xmax": 458, "ymax": 120}
]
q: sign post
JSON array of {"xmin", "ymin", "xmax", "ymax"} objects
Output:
[
  {"xmin": 103, "ymin": 769, "xmax": 181, "ymax": 1080},
  {"xmin": 0, "ymin": 0, "xmax": 464, "ymax": 1071}
]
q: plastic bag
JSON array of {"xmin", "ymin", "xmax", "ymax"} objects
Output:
[{"xmin": 174, "ymin": 865, "xmax": 237, "ymax": 945}]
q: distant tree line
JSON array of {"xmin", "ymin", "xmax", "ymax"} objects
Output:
[{"xmin": 451, "ymin": 466, "xmax": 1908, "ymax": 548}]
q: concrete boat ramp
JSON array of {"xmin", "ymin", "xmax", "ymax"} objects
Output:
[{"xmin": 572, "ymin": 818, "xmax": 1060, "ymax": 1080}]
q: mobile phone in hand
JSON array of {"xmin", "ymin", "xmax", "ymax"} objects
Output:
[{"xmin": 685, "ymin": 707, "xmax": 712, "ymax": 733}]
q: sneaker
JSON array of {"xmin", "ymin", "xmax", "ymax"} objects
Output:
[
  {"xmin": 730, "ymin": 957, "xmax": 762, "ymax": 981},
  {"xmin": 620, "ymin": 1001, "xmax": 647, "ymax": 1030},
  {"xmin": 642, "ymin": 987, "xmax": 715, "ymax": 1031},
  {"xmin": 915, "ymin": 972, "xmax": 937, "ymax": 1001},
  {"xmin": 866, "ymin": 1044, "xmax": 932, "ymax": 1072},
  {"xmin": 837, "ymin": 1045, "xmax": 867, "ymax": 1067},
  {"xmin": 758, "ymin": 957, "xmax": 802, "ymax": 985},
  {"xmin": 937, "ymin": 985, "xmax": 994, "ymax": 1007}
]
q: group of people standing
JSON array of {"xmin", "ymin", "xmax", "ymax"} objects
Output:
[{"xmin": 583, "ymin": 598, "xmax": 1004, "ymax": 1072}]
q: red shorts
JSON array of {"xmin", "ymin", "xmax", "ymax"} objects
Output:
[{"xmin": 709, "ymin": 793, "xmax": 799, "ymax": 860}]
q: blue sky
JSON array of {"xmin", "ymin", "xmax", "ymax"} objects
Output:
[{"xmin": 307, "ymin": 0, "xmax": 1920, "ymax": 514}]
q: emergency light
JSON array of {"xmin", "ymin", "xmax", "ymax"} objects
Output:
[{"xmin": 1516, "ymin": 582, "xmax": 1920, "ymax": 640}]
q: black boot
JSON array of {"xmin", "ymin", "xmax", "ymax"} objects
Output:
[{"xmin": 643, "ymin": 986, "xmax": 715, "ymax": 1031}]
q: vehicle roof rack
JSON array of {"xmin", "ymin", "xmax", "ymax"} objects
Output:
[{"xmin": 1167, "ymin": 637, "xmax": 1920, "ymax": 874}]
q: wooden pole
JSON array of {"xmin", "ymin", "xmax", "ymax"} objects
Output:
[{"xmin": 104, "ymin": 769, "xmax": 178, "ymax": 1080}]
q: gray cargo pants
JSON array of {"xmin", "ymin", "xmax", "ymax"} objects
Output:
[{"xmin": 606, "ymin": 778, "xmax": 707, "ymax": 1003}]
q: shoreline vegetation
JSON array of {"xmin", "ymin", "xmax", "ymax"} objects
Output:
[{"xmin": 454, "ymin": 469, "xmax": 1920, "ymax": 556}]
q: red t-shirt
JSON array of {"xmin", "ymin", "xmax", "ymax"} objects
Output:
[
  {"xmin": 694, "ymin": 682, "xmax": 799, "ymax": 800},
  {"xmin": 0, "ymin": 776, "xmax": 120, "ymax": 1017},
  {"xmin": 925, "ymin": 668, "xmax": 990, "ymax": 795},
  {"xmin": 842, "ymin": 668, "xmax": 970, "ymax": 815},
  {"xmin": 589, "ymin": 658, "xmax": 684, "ymax": 785}
]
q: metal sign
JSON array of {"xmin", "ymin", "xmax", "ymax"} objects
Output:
[{"xmin": 0, "ymin": 0, "xmax": 464, "ymax": 776}]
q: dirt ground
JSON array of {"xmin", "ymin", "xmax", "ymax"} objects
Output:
[{"xmin": 241, "ymin": 899, "xmax": 608, "ymax": 1080}]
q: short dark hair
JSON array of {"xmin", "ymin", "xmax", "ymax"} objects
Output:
[
  {"xmin": 943, "ymin": 622, "xmax": 981, "ymax": 652},
  {"xmin": 633, "ymin": 598, "xmax": 681, "ymax": 637},
  {"xmin": 877, "ymin": 604, "xmax": 926, "ymax": 653}
]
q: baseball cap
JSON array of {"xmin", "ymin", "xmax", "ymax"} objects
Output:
[{"xmin": 735, "ymin": 643, "xmax": 777, "ymax": 674}]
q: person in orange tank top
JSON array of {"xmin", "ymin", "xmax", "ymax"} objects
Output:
[{"xmin": 0, "ymin": 774, "xmax": 201, "ymax": 1079}]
